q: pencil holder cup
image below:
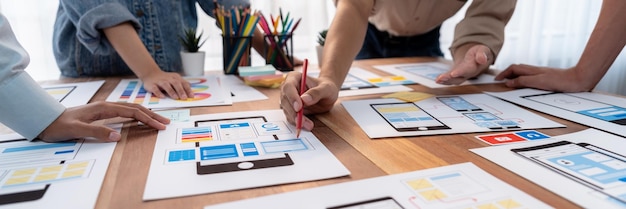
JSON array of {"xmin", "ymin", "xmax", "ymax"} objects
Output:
[
  {"xmin": 264, "ymin": 34, "xmax": 294, "ymax": 72},
  {"xmin": 222, "ymin": 35, "xmax": 252, "ymax": 75}
]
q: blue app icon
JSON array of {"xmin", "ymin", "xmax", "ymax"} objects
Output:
[{"xmin": 515, "ymin": 130, "xmax": 550, "ymax": 140}]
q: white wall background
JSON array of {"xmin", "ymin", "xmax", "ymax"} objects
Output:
[{"xmin": 1, "ymin": 0, "xmax": 624, "ymax": 95}]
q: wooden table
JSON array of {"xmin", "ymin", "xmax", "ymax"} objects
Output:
[{"xmin": 56, "ymin": 57, "xmax": 583, "ymax": 208}]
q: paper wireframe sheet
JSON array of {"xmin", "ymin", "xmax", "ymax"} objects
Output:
[
  {"xmin": 471, "ymin": 129, "xmax": 626, "ymax": 208},
  {"xmin": 106, "ymin": 76, "xmax": 232, "ymax": 109},
  {"xmin": 219, "ymin": 75, "xmax": 268, "ymax": 103},
  {"xmin": 374, "ymin": 62, "xmax": 502, "ymax": 88},
  {"xmin": 342, "ymin": 93, "xmax": 564, "ymax": 138},
  {"xmin": 486, "ymin": 89, "xmax": 626, "ymax": 137},
  {"xmin": 204, "ymin": 162, "xmax": 551, "ymax": 209},
  {"xmin": 0, "ymin": 81, "xmax": 105, "ymax": 141},
  {"xmin": 143, "ymin": 110, "xmax": 350, "ymax": 200},
  {"xmin": 0, "ymin": 125, "xmax": 120, "ymax": 209},
  {"xmin": 308, "ymin": 67, "xmax": 412, "ymax": 97}
]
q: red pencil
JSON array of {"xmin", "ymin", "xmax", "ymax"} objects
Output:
[{"xmin": 296, "ymin": 59, "xmax": 308, "ymax": 138}]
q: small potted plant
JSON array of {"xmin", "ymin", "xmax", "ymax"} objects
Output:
[
  {"xmin": 316, "ymin": 29, "xmax": 327, "ymax": 67},
  {"xmin": 179, "ymin": 28, "xmax": 207, "ymax": 76}
]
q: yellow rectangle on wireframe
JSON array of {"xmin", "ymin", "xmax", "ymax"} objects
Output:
[
  {"xmin": 477, "ymin": 203, "xmax": 499, "ymax": 209},
  {"xmin": 62, "ymin": 169, "xmax": 86, "ymax": 178},
  {"xmin": 5, "ymin": 176, "xmax": 31, "ymax": 185},
  {"xmin": 34, "ymin": 173, "xmax": 58, "ymax": 182},
  {"xmin": 497, "ymin": 199, "xmax": 522, "ymax": 209},
  {"xmin": 406, "ymin": 178, "xmax": 433, "ymax": 190},
  {"xmin": 382, "ymin": 91, "xmax": 433, "ymax": 102},
  {"xmin": 419, "ymin": 189, "xmax": 447, "ymax": 201},
  {"xmin": 67, "ymin": 161, "xmax": 89, "ymax": 169},
  {"xmin": 376, "ymin": 106, "xmax": 419, "ymax": 113},
  {"xmin": 41, "ymin": 165, "xmax": 63, "ymax": 173},
  {"xmin": 13, "ymin": 168, "xmax": 37, "ymax": 176}
]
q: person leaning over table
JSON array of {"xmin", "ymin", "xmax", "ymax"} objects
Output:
[
  {"xmin": 495, "ymin": 0, "xmax": 626, "ymax": 93},
  {"xmin": 53, "ymin": 0, "xmax": 275, "ymax": 100},
  {"xmin": 280, "ymin": 0, "xmax": 516, "ymax": 130},
  {"xmin": 0, "ymin": 13, "xmax": 170, "ymax": 143}
]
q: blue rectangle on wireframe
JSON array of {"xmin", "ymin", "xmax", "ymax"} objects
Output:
[
  {"xmin": 182, "ymin": 127, "xmax": 211, "ymax": 134},
  {"xmin": 495, "ymin": 120, "xmax": 518, "ymax": 126},
  {"xmin": 261, "ymin": 139, "xmax": 308, "ymax": 153},
  {"xmin": 199, "ymin": 144, "xmax": 238, "ymax": 160},
  {"xmin": 389, "ymin": 118, "xmax": 403, "ymax": 122},
  {"xmin": 219, "ymin": 123, "xmax": 250, "ymax": 129},
  {"xmin": 168, "ymin": 149, "xmax": 196, "ymax": 162},
  {"xmin": 54, "ymin": 150, "xmax": 75, "ymax": 155},
  {"xmin": 430, "ymin": 172, "xmax": 461, "ymax": 181},
  {"xmin": 515, "ymin": 130, "xmax": 550, "ymax": 140},
  {"xmin": 578, "ymin": 106, "xmax": 626, "ymax": 121},
  {"xmin": 404, "ymin": 117, "xmax": 419, "ymax": 121},
  {"xmin": 3, "ymin": 142, "xmax": 77, "ymax": 153},
  {"xmin": 240, "ymin": 143, "xmax": 259, "ymax": 156}
]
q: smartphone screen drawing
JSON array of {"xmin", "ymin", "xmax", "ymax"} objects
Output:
[
  {"xmin": 463, "ymin": 112, "xmax": 519, "ymax": 129},
  {"xmin": 511, "ymin": 141, "xmax": 626, "ymax": 203},
  {"xmin": 523, "ymin": 93, "xmax": 626, "ymax": 125},
  {"xmin": 371, "ymin": 103, "xmax": 450, "ymax": 132},
  {"xmin": 437, "ymin": 96, "xmax": 483, "ymax": 112}
]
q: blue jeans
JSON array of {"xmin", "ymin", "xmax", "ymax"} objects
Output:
[{"xmin": 356, "ymin": 23, "xmax": 444, "ymax": 60}]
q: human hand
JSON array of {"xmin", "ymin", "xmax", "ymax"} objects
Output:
[
  {"xmin": 141, "ymin": 71, "xmax": 194, "ymax": 100},
  {"xmin": 280, "ymin": 71, "xmax": 340, "ymax": 131},
  {"xmin": 38, "ymin": 102, "xmax": 171, "ymax": 142},
  {"xmin": 495, "ymin": 64, "xmax": 591, "ymax": 92},
  {"xmin": 436, "ymin": 44, "xmax": 492, "ymax": 85}
]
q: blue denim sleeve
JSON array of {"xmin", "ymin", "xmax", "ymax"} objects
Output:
[
  {"xmin": 196, "ymin": 0, "xmax": 251, "ymax": 18},
  {"xmin": 0, "ymin": 14, "xmax": 65, "ymax": 141},
  {"xmin": 59, "ymin": 1, "xmax": 140, "ymax": 54}
]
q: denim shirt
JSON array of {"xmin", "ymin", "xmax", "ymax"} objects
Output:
[{"xmin": 53, "ymin": 0, "xmax": 249, "ymax": 77}]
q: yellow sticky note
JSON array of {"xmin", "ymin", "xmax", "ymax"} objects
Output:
[{"xmin": 382, "ymin": 91, "xmax": 433, "ymax": 102}]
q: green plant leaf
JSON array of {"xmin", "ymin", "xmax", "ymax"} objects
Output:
[
  {"xmin": 179, "ymin": 27, "xmax": 206, "ymax": 52},
  {"xmin": 317, "ymin": 29, "xmax": 328, "ymax": 46}
]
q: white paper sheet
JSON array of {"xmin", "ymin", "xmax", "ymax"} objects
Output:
[
  {"xmin": 219, "ymin": 75, "xmax": 268, "ymax": 103},
  {"xmin": 143, "ymin": 110, "xmax": 350, "ymax": 201},
  {"xmin": 471, "ymin": 129, "xmax": 626, "ymax": 209},
  {"xmin": 204, "ymin": 162, "xmax": 551, "ymax": 209},
  {"xmin": 309, "ymin": 67, "xmax": 412, "ymax": 97},
  {"xmin": 342, "ymin": 93, "xmax": 564, "ymax": 138},
  {"xmin": 0, "ymin": 124, "xmax": 119, "ymax": 209},
  {"xmin": 106, "ymin": 76, "xmax": 232, "ymax": 109},
  {"xmin": 374, "ymin": 62, "xmax": 502, "ymax": 88},
  {"xmin": 0, "ymin": 81, "xmax": 105, "ymax": 141},
  {"xmin": 486, "ymin": 89, "xmax": 626, "ymax": 137}
]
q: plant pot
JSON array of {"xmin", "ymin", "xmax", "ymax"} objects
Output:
[
  {"xmin": 180, "ymin": 51, "xmax": 205, "ymax": 76},
  {"xmin": 315, "ymin": 45, "xmax": 324, "ymax": 68}
]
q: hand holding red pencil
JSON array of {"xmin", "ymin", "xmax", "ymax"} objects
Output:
[
  {"xmin": 279, "ymin": 62, "xmax": 337, "ymax": 133},
  {"xmin": 296, "ymin": 59, "xmax": 308, "ymax": 138}
]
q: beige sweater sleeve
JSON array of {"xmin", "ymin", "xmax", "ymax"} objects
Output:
[{"xmin": 450, "ymin": 0, "xmax": 517, "ymax": 62}]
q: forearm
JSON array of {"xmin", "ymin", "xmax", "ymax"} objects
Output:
[
  {"xmin": 0, "ymin": 14, "xmax": 65, "ymax": 140},
  {"xmin": 320, "ymin": 0, "xmax": 373, "ymax": 86},
  {"xmin": 450, "ymin": 0, "xmax": 515, "ymax": 62},
  {"xmin": 103, "ymin": 22, "xmax": 162, "ymax": 78},
  {"xmin": 572, "ymin": 0, "xmax": 626, "ymax": 89}
]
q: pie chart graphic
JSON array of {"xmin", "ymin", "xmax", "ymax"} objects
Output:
[
  {"xmin": 178, "ymin": 93, "xmax": 211, "ymax": 102},
  {"xmin": 187, "ymin": 78, "xmax": 207, "ymax": 85}
]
